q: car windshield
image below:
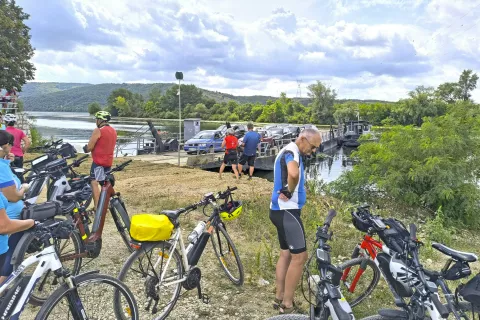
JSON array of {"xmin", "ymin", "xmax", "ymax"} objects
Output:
[
  {"xmin": 269, "ymin": 128, "xmax": 284, "ymax": 134},
  {"xmin": 192, "ymin": 132, "xmax": 214, "ymax": 139}
]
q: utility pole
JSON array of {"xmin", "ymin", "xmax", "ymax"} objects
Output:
[{"xmin": 175, "ymin": 72, "xmax": 183, "ymax": 166}]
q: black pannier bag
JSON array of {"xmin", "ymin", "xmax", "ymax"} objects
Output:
[
  {"xmin": 459, "ymin": 273, "xmax": 480, "ymax": 311},
  {"xmin": 378, "ymin": 218, "xmax": 410, "ymax": 253},
  {"xmin": 21, "ymin": 201, "xmax": 61, "ymax": 221},
  {"xmin": 58, "ymin": 143, "xmax": 77, "ymax": 158}
]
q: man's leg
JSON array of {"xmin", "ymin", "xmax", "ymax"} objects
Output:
[
  {"xmin": 249, "ymin": 165, "xmax": 255, "ymax": 177},
  {"xmin": 219, "ymin": 162, "xmax": 226, "ymax": 179},
  {"xmin": 282, "ymin": 251, "xmax": 308, "ymax": 308},
  {"xmin": 231, "ymin": 164, "xmax": 239, "ymax": 180},
  {"xmin": 91, "ymin": 179, "xmax": 100, "ymax": 209},
  {"xmin": 275, "ymin": 249, "xmax": 291, "ymax": 301}
]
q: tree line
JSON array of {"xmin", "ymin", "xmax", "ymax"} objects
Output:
[{"xmin": 89, "ymin": 70, "xmax": 478, "ymax": 127}]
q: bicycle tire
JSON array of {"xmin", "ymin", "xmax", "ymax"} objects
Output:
[
  {"xmin": 117, "ymin": 241, "xmax": 183, "ymax": 320},
  {"xmin": 110, "ymin": 200, "xmax": 133, "ymax": 253},
  {"xmin": 266, "ymin": 315, "xmax": 309, "ymax": 320},
  {"xmin": 210, "ymin": 224, "xmax": 244, "ymax": 285},
  {"xmin": 35, "ymin": 272, "xmax": 139, "ymax": 320},
  {"xmin": 13, "ymin": 227, "xmax": 83, "ymax": 306},
  {"xmin": 338, "ymin": 257, "xmax": 380, "ymax": 307}
]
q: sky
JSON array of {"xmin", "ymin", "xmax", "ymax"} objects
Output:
[{"xmin": 17, "ymin": 0, "xmax": 480, "ymax": 101}]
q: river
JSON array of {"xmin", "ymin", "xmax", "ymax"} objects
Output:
[{"xmin": 27, "ymin": 111, "xmax": 353, "ymax": 183}]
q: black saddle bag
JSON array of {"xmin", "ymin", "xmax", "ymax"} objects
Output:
[{"xmin": 21, "ymin": 201, "xmax": 61, "ymax": 221}]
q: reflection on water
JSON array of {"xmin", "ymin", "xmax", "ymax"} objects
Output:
[{"xmin": 256, "ymin": 147, "xmax": 354, "ymax": 183}]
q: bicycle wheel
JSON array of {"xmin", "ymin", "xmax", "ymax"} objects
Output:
[
  {"xmin": 13, "ymin": 226, "xmax": 83, "ymax": 306},
  {"xmin": 35, "ymin": 272, "xmax": 138, "ymax": 319},
  {"xmin": 110, "ymin": 200, "xmax": 133, "ymax": 253},
  {"xmin": 338, "ymin": 257, "xmax": 380, "ymax": 307},
  {"xmin": 117, "ymin": 241, "xmax": 183, "ymax": 320},
  {"xmin": 210, "ymin": 223, "xmax": 244, "ymax": 285}
]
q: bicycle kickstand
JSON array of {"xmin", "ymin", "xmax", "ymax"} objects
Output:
[{"xmin": 197, "ymin": 284, "xmax": 210, "ymax": 304}]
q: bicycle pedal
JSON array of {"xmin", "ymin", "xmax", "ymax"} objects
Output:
[{"xmin": 201, "ymin": 293, "xmax": 210, "ymax": 304}]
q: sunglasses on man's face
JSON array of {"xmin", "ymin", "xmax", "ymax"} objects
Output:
[{"xmin": 303, "ymin": 137, "xmax": 318, "ymax": 151}]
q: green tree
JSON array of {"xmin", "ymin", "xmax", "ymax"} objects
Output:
[
  {"xmin": 307, "ymin": 81, "xmax": 337, "ymax": 124},
  {"xmin": 329, "ymin": 101, "xmax": 480, "ymax": 225},
  {"xmin": 435, "ymin": 82, "xmax": 459, "ymax": 104},
  {"xmin": 0, "ymin": 0, "xmax": 35, "ymax": 91},
  {"xmin": 457, "ymin": 69, "xmax": 479, "ymax": 101},
  {"xmin": 88, "ymin": 102, "xmax": 102, "ymax": 115}
]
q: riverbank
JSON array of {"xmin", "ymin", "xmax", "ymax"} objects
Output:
[{"xmin": 22, "ymin": 159, "xmax": 480, "ymax": 319}]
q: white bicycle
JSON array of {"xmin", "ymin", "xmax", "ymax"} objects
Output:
[{"xmin": 0, "ymin": 221, "xmax": 139, "ymax": 319}]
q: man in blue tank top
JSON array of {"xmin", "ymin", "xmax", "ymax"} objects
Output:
[
  {"xmin": 238, "ymin": 122, "xmax": 261, "ymax": 180},
  {"xmin": 270, "ymin": 128, "xmax": 321, "ymax": 314}
]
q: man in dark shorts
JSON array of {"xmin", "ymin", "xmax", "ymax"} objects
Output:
[
  {"xmin": 83, "ymin": 111, "xmax": 117, "ymax": 209},
  {"xmin": 219, "ymin": 128, "xmax": 240, "ymax": 180},
  {"xmin": 270, "ymin": 128, "xmax": 321, "ymax": 314},
  {"xmin": 238, "ymin": 122, "xmax": 261, "ymax": 180}
]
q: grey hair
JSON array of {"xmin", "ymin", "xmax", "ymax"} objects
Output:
[
  {"xmin": 247, "ymin": 122, "xmax": 254, "ymax": 129},
  {"xmin": 226, "ymin": 128, "xmax": 235, "ymax": 135},
  {"xmin": 300, "ymin": 128, "xmax": 320, "ymax": 138}
]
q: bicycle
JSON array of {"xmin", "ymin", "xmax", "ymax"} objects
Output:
[
  {"xmin": 117, "ymin": 186, "xmax": 244, "ymax": 320},
  {"xmin": 25, "ymin": 154, "xmax": 92, "ymax": 207},
  {"xmin": 267, "ymin": 209, "xmax": 355, "ymax": 320},
  {"xmin": 1, "ymin": 220, "xmax": 139, "ymax": 319},
  {"xmin": 12, "ymin": 159, "xmax": 134, "ymax": 306},
  {"xmin": 339, "ymin": 205, "xmax": 478, "ymax": 318},
  {"xmin": 359, "ymin": 223, "xmax": 461, "ymax": 320}
]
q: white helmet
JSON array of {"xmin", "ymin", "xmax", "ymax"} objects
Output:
[
  {"xmin": 389, "ymin": 256, "xmax": 421, "ymax": 289},
  {"xmin": 4, "ymin": 114, "xmax": 17, "ymax": 123}
]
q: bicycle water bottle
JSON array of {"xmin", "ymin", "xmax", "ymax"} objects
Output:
[{"xmin": 188, "ymin": 221, "xmax": 206, "ymax": 244}]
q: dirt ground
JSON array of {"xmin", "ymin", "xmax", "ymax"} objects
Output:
[
  {"xmin": 18, "ymin": 157, "xmax": 480, "ymax": 319},
  {"xmin": 21, "ymin": 159, "xmax": 281, "ymax": 320}
]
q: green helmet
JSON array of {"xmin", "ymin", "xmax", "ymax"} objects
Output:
[{"xmin": 94, "ymin": 110, "xmax": 111, "ymax": 121}]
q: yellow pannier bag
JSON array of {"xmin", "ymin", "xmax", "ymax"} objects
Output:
[{"xmin": 130, "ymin": 214, "xmax": 174, "ymax": 242}]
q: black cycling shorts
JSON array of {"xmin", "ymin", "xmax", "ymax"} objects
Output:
[
  {"xmin": 269, "ymin": 209, "xmax": 306, "ymax": 254},
  {"xmin": 239, "ymin": 154, "xmax": 256, "ymax": 166},
  {"xmin": 223, "ymin": 150, "xmax": 238, "ymax": 165}
]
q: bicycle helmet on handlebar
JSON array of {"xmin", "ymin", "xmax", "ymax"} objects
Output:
[{"xmin": 219, "ymin": 200, "xmax": 243, "ymax": 221}]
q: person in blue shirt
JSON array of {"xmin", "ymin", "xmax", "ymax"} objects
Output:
[
  {"xmin": 0, "ymin": 130, "xmax": 33, "ymax": 284},
  {"xmin": 269, "ymin": 128, "xmax": 321, "ymax": 314},
  {"xmin": 238, "ymin": 122, "xmax": 261, "ymax": 180}
]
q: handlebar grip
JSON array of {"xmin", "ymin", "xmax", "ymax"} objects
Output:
[
  {"xmin": 120, "ymin": 159, "xmax": 133, "ymax": 167},
  {"xmin": 430, "ymin": 293, "xmax": 449, "ymax": 318},
  {"xmin": 77, "ymin": 154, "xmax": 89, "ymax": 162},
  {"xmin": 54, "ymin": 139, "xmax": 63, "ymax": 145},
  {"xmin": 324, "ymin": 209, "xmax": 337, "ymax": 227},
  {"xmin": 228, "ymin": 186, "xmax": 238, "ymax": 191},
  {"xmin": 409, "ymin": 223, "xmax": 417, "ymax": 240}
]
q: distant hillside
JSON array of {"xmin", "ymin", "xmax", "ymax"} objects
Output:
[{"xmin": 19, "ymin": 82, "xmax": 389, "ymax": 112}]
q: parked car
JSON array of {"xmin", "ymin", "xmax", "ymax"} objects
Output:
[
  {"xmin": 183, "ymin": 130, "xmax": 224, "ymax": 154},
  {"xmin": 283, "ymin": 126, "xmax": 301, "ymax": 138},
  {"xmin": 216, "ymin": 123, "xmax": 247, "ymax": 139},
  {"xmin": 301, "ymin": 124, "xmax": 319, "ymax": 131}
]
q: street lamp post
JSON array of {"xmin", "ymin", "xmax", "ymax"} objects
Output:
[{"xmin": 175, "ymin": 72, "xmax": 183, "ymax": 166}]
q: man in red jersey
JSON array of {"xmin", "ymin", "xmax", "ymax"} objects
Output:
[
  {"xmin": 219, "ymin": 128, "xmax": 240, "ymax": 180},
  {"xmin": 83, "ymin": 111, "xmax": 117, "ymax": 209}
]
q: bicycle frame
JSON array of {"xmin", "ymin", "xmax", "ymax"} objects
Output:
[
  {"xmin": 0, "ymin": 245, "xmax": 62, "ymax": 318},
  {"xmin": 341, "ymin": 234, "xmax": 383, "ymax": 292}
]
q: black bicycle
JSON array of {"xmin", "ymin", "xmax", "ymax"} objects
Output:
[{"xmin": 117, "ymin": 186, "xmax": 244, "ymax": 320}]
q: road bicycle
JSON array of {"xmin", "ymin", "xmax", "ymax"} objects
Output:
[
  {"xmin": 12, "ymin": 159, "xmax": 134, "ymax": 306},
  {"xmin": 117, "ymin": 186, "xmax": 244, "ymax": 320},
  {"xmin": 1, "ymin": 220, "xmax": 139, "ymax": 319}
]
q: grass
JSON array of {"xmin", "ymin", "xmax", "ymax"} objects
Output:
[{"xmin": 20, "ymin": 155, "xmax": 480, "ymax": 319}]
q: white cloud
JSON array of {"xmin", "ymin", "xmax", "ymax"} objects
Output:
[{"xmin": 17, "ymin": 0, "xmax": 480, "ymax": 101}]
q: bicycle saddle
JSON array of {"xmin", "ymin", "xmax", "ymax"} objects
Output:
[
  {"xmin": 56, "ymin": 194, "xmax": 77, "ymax": 202},
  {"xmin": 432, "ymin": 242, "xmax": 478, "ymax": 262},
  {"xmin": 161, "ymin": 209, "xmax": 183, "ymax": 220}
]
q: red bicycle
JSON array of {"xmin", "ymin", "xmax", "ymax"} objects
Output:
[{"xmin": 337, "ymin": 205, "xmax": 388, "ymax": 307}]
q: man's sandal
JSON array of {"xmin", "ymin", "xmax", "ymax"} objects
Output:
[
  {"xmin": 273, "ymin": 298, "xmax": 282, "ymax": 310},
  {"xmin": 279, "ymin": 302, "xmax": 302, "ymax": 314}
]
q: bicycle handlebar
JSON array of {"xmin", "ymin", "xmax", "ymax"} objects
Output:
[
  {"xmin": 216, "ymin": 186, "xmax": 237, "ymax": 200},
  {"xmin": 105, "ymin": 160, "xmax": 132, "ymax": 175},
  {"xmin": 170, "ymin": 186, "xmax": 239, "ymax": 216},
  {"xmin": 70, "ymin": 154, "xmax": 89, "ymax": 168}
]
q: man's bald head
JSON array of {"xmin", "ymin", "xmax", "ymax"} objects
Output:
[{"xmin": 296, "ymin": 128, "xmax": 322, "ymax": 156}]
